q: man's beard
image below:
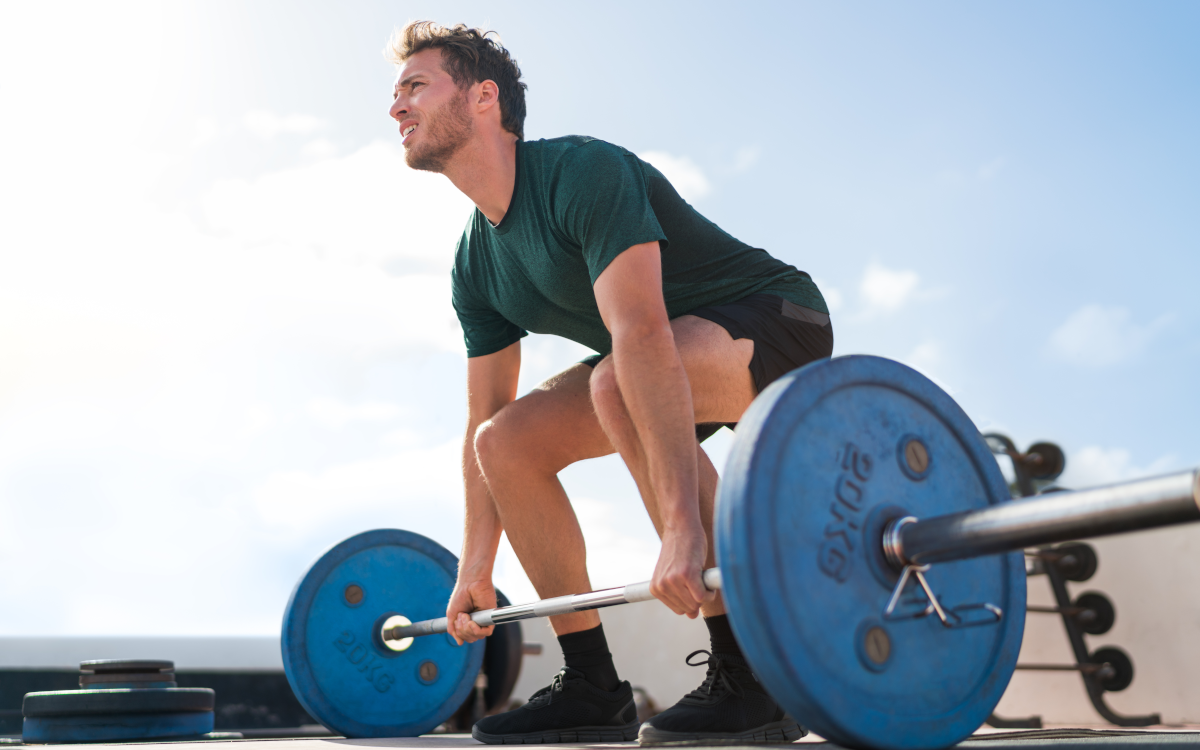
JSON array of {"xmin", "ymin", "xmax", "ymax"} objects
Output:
[{"xmin": 405, "ymin": 91, "xmax": 474, "ymax": 173}]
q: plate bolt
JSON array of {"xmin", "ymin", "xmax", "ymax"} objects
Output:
[
  {"xmin": 419, "ymin": 660, "xmax": 439, "ymax": 683},
  {"xmin": 344, "ymin": 584, "xmax": 364, "ymax": 606},
  {"xmin": 864, "ymin": 626, "xmax": 891, "ymax": 665},
  {"xmin": 904, "ymin": 439, "xmax": 929, "ymax": 474}
]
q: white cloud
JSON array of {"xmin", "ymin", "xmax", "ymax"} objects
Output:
[
  {"xmin": 638, "ymin": 151, "xmax": 712, "ymax": 201},
  {"xmin": 191, "ymin": 117, "xmax": 219, "ymax": 149},
  {"xmin": 252, "ymin": 438, "xmax": 463, "ymax": 534},
  {"xmin": 1047, "ymin": 305, "xmax": 1171, "ymax": 367},
  {"xmin": 203, "ymin": 141, "xmax": 472, "ymax": 272},
  {"xmin": 300, "ymin": 138, "xmax": 339, "ymax": 161},
  {"xmin": 244, "ymin": 110, "xmax": 327, "ymax": 139},
  {"xmin": 0, "ymin": 116, "xmax": 480, "ymax": 634},
  {"xmin": 732, "ymin": 146, "xmax": 760, "ymax": 173},
  {"xmin": 900, "ymin": 340, "xmax": 958, "ymax": 396},
  {"xmin": 1059, "ymin": 446, "xmax": 1177, "ymax": 489},
  {"xmin": 860, "ymin": 261, "xmax": 920, "ymax": 314},
  {"xmin": 307, "ymin": 399, "xmax": 403, "ymax": 429},
  {"xmin": 905, "ymin": 340, "xmax": 942, "ymax": 371}
]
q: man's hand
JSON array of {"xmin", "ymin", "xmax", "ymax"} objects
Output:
[
  {"xmin": 651, "ymin": 524, "xmax": 715, "ymax": 618},
  {"xmin": 446, "ymin": 577, "xmax": 498, "ymax": 645}
]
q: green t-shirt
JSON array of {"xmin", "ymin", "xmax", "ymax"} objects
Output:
[{"xmin": 451, "ymin": 136, "xmax": 827, "ymax": 358}]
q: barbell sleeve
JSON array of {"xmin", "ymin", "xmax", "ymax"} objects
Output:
[
  {"xmin": 888, "ymin": 469, "xmax": 1200, "ymax": 567},
  {"xmin": 384, "ymin": 567, "xmax": 723, "ymax": 641}
]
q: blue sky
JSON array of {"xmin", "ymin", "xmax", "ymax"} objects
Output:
[{"xmin": 0, "ymin": 1, "xmax": 1196, "ymax": 636}]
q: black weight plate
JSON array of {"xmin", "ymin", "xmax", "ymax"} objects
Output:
[
  {"xmin": 718, "ymin": 355, "xmax": 1026, "ymax": 750},
  {"xmin": 483, "ymin": 589, "xmax": 524, "ymax": 711},
  {"xmin": 445, "ymin": 589, "xmax": 526, "ymax": 730},
  {"xmin": 23, "ymin": 688, "xmax": 214, "ymax": 717},
  {"xmin": 81, "ymin": 659, "xmax": 174, "ymax": 673},
  {"xmin": 80, "ymin": 672, "xmax": 176, "ymax": 688}
]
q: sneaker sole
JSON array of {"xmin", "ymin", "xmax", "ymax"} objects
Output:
[
  {"xmin": 473, "ymin": 721, "xmax": 641, "ymax": 745},
  {"xmin": 637, "ymin": 718, "xmax": 807, "ymax": 746}
]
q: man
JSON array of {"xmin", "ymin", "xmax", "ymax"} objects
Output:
[{"xmin": 387, "ymin": 22, "xmax": 832, "ymax": 745}]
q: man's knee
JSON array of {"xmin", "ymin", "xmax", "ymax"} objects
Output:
[
  {"xmin": 471, "ymin": 418, "xmax": 502, "ymax": 477},
  {"xmin": 473, "ymin": 409, "xmax": 529, "ymax": 478},
  {"xmin": 588, "ymin": 357, "xmax": 623, "ymax": 414},
  {"xmin": 473, "ymin": 402, "xmax": 573, "ymax": 479}
]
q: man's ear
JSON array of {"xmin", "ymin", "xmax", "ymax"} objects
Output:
[{"xmin": 475, "ymin": 79, "xmax": 500, "ymax": 110}]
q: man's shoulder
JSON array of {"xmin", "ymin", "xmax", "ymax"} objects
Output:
[{"xmin": 523, "ymin": 135, "xmax": 637, "ymax": 167}]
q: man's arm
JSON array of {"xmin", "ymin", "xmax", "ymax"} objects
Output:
[
  {"xmin": 593, "ymin": 241, "xmax": 714, "ymax": 618},
  {"xmin": 446, "ymin": 340, "xmax": 522, "ymax": 644}
]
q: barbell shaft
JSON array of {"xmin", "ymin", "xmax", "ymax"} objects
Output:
[
  {"xmin": 385, "ymin": 568, "xmax": 723, "ymax": 641},
  {"xmin": 389, "ymin": 470, "xmax": 1198, "ymax": 642},
  {"xmin": 893, "ymin": 469, "xmax": 1200, "ymax": 566}
]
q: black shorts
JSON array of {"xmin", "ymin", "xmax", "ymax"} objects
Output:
[{"xmin": 580, "ymin": 293, "xmax": 833, "ymax": 442}]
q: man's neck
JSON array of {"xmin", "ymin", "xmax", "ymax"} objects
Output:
[{"xmin": 442, "ymin": 131, "xmax": 520, "ymax": 226}]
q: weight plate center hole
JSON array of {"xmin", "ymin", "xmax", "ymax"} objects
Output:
[{"xmin": 382, "ymin": 615, "xmax": 414, "ymax": 652}]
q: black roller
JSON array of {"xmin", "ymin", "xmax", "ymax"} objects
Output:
[
  {"xmin": 1091, "ymin": 647, "xmax": 1135, "ymax": 692},
  {"xmin": 1073, "ymin": 592, "xmax": 1116, "ymax": 635},
  {"xmin": 1024, "ymin": 442, "xmax": 1066, "ymax": 481},
  {"xmin": 1055, "ymin": 543, "xmax": 1098, "ymax": 582}
]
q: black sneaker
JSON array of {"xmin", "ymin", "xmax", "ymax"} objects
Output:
[
  {"xmin": 472, "ymin": 667, "xmax": 640, "ymax": 744},
  {"xmin": 638, "ymin": 650, "xmax": 806, "ymax": 746}
]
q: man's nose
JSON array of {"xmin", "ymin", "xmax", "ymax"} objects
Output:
[{"xmin": 389, "ymin": 97, "xmax": 407, "ymax": 121}]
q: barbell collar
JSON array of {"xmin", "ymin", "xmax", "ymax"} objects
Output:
[
  {"xmin": 384, "ymin": 567, "xmax": 723, "ymax": 641},
  {"xmin": 891, "ymin": 469, "xmax": 1199, "ymax": 567}
]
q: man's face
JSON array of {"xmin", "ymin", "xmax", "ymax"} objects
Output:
[{"xmin": 390, "ymin": 49, "xmax": 474, "ymax": 173}]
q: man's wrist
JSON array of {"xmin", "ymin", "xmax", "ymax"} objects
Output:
[
  {"xmin": 661, "ymin": 512, "xmax": 704, "ymax": 537},
  {"xmin": 457, "ymin": 558, "xmax": 495, "ymax": 583}
]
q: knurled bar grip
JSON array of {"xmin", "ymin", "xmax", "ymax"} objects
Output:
[
  {"xmin": 892, "ymin": 470, "xmax": 1200, "ymax": 566},
  {"xmin": 385, "ymin": 568, "xmax": 723, "ymax": 641}
]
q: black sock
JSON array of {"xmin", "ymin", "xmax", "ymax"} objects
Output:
[
  {"xmin": 558, "ymin": 624, "xmax": 621, "ymax": 691},
  {"xmin": 705, "ymin": 614, "xmax": 742, "ymax": 658}
]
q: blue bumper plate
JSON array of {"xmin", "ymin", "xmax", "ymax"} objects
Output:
[
  {"xmin": 718, "ymin": 355, "xmax": 1026, "ymax": 750},
  {"xmin": 22, "ymin": 711, "xmax": 214, "ymax": 743},
  {"xmin": 282, "ymin": 529, "xmax": 483, "ymax": 737}
]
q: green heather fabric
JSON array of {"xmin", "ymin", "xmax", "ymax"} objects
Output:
[{"xmin": 451, "ymin": 136, "xmax": 827, "ymax": 358}]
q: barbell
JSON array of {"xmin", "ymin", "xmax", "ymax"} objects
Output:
[{"xmin": 280, "ymin": 355, "xmax": 1199, "ymax": 749}]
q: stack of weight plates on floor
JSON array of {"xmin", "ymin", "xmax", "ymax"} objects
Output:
[{"xmin": 22, "ymin": 660, "xmax": 216, "ymax": 743}]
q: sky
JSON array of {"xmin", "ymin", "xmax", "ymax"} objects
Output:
[{"xmin": 0, "ymin": 1, "xmax": 1197, "ymax": 637}]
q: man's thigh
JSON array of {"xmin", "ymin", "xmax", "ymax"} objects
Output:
[
  {"xmin": 671, "ymin": 315, "xmax": 757, "ymax": 424},
  {"xmin": 490, "ymin": 363, "xmax": 615, "ymax": 472}
]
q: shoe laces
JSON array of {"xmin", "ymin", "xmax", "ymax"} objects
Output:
[
  {"xmin": 682, "ymin": 649, "xmax": 746, "ymax": 703},
  {"xmin": 526, "ymin": 668, "xmax": 570, "ymax": 708}
]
